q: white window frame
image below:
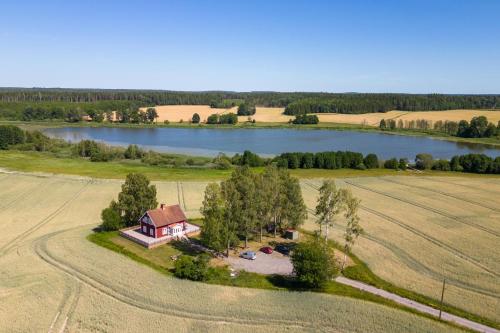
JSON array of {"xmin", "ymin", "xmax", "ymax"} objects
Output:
[{"xmin": 150, "ymin": 228, "xmax": 154, "ymax": 236}]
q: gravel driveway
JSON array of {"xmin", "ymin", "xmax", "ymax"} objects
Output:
[{"xmin": 225, "ymin": 251, "xmax": 293, "ymax": 275}]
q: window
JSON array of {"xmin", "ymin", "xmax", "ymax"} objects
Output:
[
  {"xmin": 150, "ymin": 228, "xmax": 154, "ymax": 236},
  {"xmin": 142, "ymin": 226, "xmax": 146, "ymax": 233}
]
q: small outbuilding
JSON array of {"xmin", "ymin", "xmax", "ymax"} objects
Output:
[{"xmin": 284, "ymin": 229, "xmax": 299, "ymax": 240}]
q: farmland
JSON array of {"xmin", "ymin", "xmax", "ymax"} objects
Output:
[
  {"xmin": 0, "ymin": 172, "xmax": 468, "ymax": 333},
  {"xmin": 143, "ymin": 105, "xmax": 500, "ymax": 127},
  {"xmin": 140, "ymin": 105, "xmax": 238, "ymax": 123}
]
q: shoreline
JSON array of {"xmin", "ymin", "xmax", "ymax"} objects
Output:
[{"xmin": 3, "ymin": 120, "xmax": 500, "ymax": 148}]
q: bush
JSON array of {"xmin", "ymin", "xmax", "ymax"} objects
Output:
[
  {"xmin": 383, "ymin": 158, "xmax": 399, "ymax": 169},
  {"xmin": 363, "ymin": 154, "xmax": 379, "ymax": 169},
  {"xmin": 174, "ymin": 254, "xmax": 210, "ymax": 281},
  {"xmin": 237, "ymin": 103, "xmax": 256, "ymax": 116},
  {"xmin": 432, "ymin": 159, "xmax": 451, "ymax": 171},
  {"xmin": 415, "ymin": 153, "xmax": 434, "ymax": 170},
  {"xmin": 206, "ymin": 114, "xmax": 219, "ymax": 124},
  {"xmin": 192, "ymin": 113, "xmax": 200, "ymax": 124},
  {"xmin": 124, "ymin": 144, "xmax": 144, "ymax": 159},
  {"xmin": 292, "ymin": 114, "xmax": 319, "ymax": 124},
  {"xmin": 398, "ymin": 158, "xmax": 408, "ymax": 170},
  {"xmin": 100, "ymin": 204, "xmax": 122, "ymax": 231},
  {"xmin": 0, "ymin": 125, "xmax": 25, "ymax": 149},
  {"xmin": 291, "ymin": 240, "xmax": 337, "ymax": 288}
]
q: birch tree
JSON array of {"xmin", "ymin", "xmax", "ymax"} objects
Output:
[
  {"xmin": 315, "ymin": 180, "xmax": 347, "ymax": 242},
  {"xmin": 342, "ymin": 190, "xmax": 363, "ymax": 270}
]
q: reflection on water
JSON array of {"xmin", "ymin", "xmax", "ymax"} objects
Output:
[{"xmin": 43, "ymin": 127, "xmax": 500, "ymax": 160}]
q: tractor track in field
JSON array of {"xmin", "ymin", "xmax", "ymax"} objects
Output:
[
  {"xmin": 422, "ymin": 177, "xmax": 500, "ymax": 197},
  {"xmin": 342, "ymin": 180, "xmax": 500, "ymax": 238},
  {"xmin": 0, "ymin": 180, "xmax": 90, "ymax": 258},
  {"xmin": 305, "ymin": 204, "xmax": 499, "ymax": 299},
  {"xmin": 0, "ymin": 179, "xmax": 54, "ymax": 212},
  {"xmin": 359, "ymin": 205, "xmax": 499, "ymax": 278},
  {"xmin": 179, "ymin": 182, "xmax": 187, "ymax": 210},
  {"xmin": 33, "ymin": 228, "xmax": 317, "ymax": 331},
  {"xmin": 378, "ymin": 177, "xmax": 500, "ymax": 213},
  {"xmin": 303, "ymin": 180, "xmax": 499, "ymax": 278}
]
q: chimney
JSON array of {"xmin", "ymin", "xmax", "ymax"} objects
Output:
[{"xmin": 160, "ymin": 203, "xmax": 166, "ymax": 210}]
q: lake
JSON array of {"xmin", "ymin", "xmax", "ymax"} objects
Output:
[{"xmin": 43, "ymin": 127, "xmax": 500, "ymax": 160}]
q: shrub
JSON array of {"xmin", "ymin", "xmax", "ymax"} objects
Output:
[
  {"xmin": 383, "ymin": 158, "xmax": 399, "ymax": 169},
  {"xmin": 237, "ymin": 103, "xmax": 256, "ymax": 116},
  {"xmin": 0, "ymin": 125, "xmax": 25, "ymax": 149},
  {"xmin": 291, "ymin": 240, "xmax": 337, "ymax": 288},
  {"xmin": 206, "ymin": 114, "xmax": 219, "ymax": 124},
  {"xmin": 363, "ymin": 154, "xmax": 379, "ymax": 169},
  {"xmin": 192, "ymin": 113, "xmax": 200, "ymax": 124},
  {"xmin": 124, "ymin": 144, "xmax": 144, "ymax": 159},
  {"xmin": 415, "ymin": 153, "xmax": 434, "ymax": 170},
  {"xmin": 432, "ymin": 159, "xmax": 451, "ymax": 171},
  {"xmin": 292, "ymin": 114, "xmax": 319, "ymax": 124},
  {"xmin": 174, "ymin": 254, "xmax": 210, "ymax": 281},
  {"xmin": 398, "ymin": 158, "xmax": 408, "ymax": 170},
  {"xmin": 100, "ymin": 204, "xmax": 122, "ymax": 231}
]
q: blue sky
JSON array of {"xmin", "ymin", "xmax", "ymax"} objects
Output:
[{"xmin": 0, "ymin": 0, "xmax": 499, "ymax": 93}]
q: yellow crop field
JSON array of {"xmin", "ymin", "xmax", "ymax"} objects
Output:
[
  {"xmin": 140, "ymin": 105, "xmax": 237, "ymax": 123},
  {"xmin": 301, "ymin": 176, "xmax": 500, "ymax": 321},
  {"xmin": 316, "ymin": 110, "xmax": 500, "ymax": 126},
  {"xmin": 0, "ymin": 172, "xmax": 463, "ymax": 333}
]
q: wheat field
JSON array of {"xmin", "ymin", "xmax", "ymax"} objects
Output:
[
  {"xmin": 0, "ymin": 172, "xmax": 467, "ymax": 333},
  {"xmin": 140, "ymin": 105, "xmax": 238, "ymax": 123}
]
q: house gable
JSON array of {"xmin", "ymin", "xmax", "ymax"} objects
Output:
[{"xmin": 139, "ymin": 212, "xmax": 155, "ymax": 227}]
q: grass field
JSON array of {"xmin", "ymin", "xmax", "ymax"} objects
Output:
[
  {"xmin": 0, "ymin": 149, "xmax": 455, "ymax": 181},
  {"xmin": 0, "ymin": 172, "xmax": 466, "ymax": 333}
]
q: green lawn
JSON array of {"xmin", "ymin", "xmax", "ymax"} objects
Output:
[{"xmin": 1, "ymin": 150, "xmax": 498, "ymax": 181}]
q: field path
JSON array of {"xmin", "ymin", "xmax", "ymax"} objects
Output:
[{"xmin": 335, "ymin": 277, "xmax": 500, "ymax": 333}]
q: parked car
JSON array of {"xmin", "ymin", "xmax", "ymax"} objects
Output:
[
  {"xmin": 240, "ymin": 251, "xmax": 257, "ymax": 260},
  {"xmin": 275, "ymin": 243, "xmax": 295, "ymax": 256},
  {"xmin": 260, "ymin": 246, "xmax": 273, "ymax": 254}
]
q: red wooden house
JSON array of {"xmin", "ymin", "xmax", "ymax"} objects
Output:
[{"xmin": 138, "ymin": 204, "xmax": 188, "ymax": 238}]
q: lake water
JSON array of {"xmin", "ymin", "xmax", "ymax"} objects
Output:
[{"xmin": 44, "ymin": 127, "xmax": 500, "ymax": 160}]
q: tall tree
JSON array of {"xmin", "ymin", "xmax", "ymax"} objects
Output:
[
  {"xmin": 342, "ymin": 190, "xmax": 363, "ymax": 270},
  {"xmin": 146, "ymin": 107, "xmax": 158, "ymax": 123},
  {"xmin": 200, "ymin": 183, "xmax": 226, "ymax": 251},
  {"xmin": 280, "ymin": 170, "xmax": 307, "ymax": 231},
  {"xmin": 315, "ymin": 180, "xmax": 347, "ymax": 242},
  {"xmin": 220, "ymin": 179, "xmax": 242, "ymax": 255},
  {"xmin": 117, "ymin": 173, "xmax": 158, "ymax": 226}
]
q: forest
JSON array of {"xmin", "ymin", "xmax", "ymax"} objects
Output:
[{"xmin": 0, "ymin": 88, "xmax": 498, "ymax": 121}]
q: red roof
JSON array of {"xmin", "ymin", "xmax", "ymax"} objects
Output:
[{"xmin": 146, "ymin": 204, "xmax": 187, "ymax": 227}]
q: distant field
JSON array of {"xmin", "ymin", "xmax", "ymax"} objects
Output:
[
  {"xmin": 316, "ymin": 110, "xmax": 500, "ymax": 126},
  {"xmin": 140, "ymin": 105, "xmax": 237, "ymax": 123},
  {"xmin": 144, "ymin": 105, "xmax": 500, "ymax": 126},
  {"xmin": 0, "ymin": 173, "xmax": 463, "ymax": 333}
]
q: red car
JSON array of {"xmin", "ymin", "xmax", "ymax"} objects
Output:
[{"xmin": 260, "ymin": 246, "xmax": 273, "ymax": 254}]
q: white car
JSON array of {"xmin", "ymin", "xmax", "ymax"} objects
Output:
[{"xmin": 240, "ymin": 251, "xmax": 257, "ymax": 260}]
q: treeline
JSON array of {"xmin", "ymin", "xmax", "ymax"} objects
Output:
[
  {"xmin": 1, "ymin": 89, "xmax": 499, "ymax": 118},
  {"xmin": 380, "ymin": 116, "xmax": 500, "ymax": 139},
  {"xmin": 284, "ymin": 95, "xmax": 499, "ymax": 115},
  {"xmin": 206, "ymin": 113, "xmax": 238, "ymax": 124}
]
